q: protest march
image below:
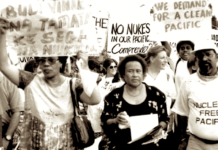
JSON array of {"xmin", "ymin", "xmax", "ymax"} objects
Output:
[{"xmin": 0, "ymin": 0, "xmax": 218, "ymax": 150}]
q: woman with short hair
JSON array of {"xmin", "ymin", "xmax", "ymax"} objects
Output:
[{"xmin": 99, "ymin": 55, "xmax": 168, "ymax": 150}]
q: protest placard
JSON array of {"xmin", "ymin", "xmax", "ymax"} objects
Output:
[
  {"xmin": 211, "ymin": 29, "xmax": 218, "ymax": 50},
  {"xmin": 1, "ymin": 0, "xmax": 99, "ymax": 57},
  {"xmin": 92, "ymin": 11, "xmax": 109, "ymax": 52},
  {"xmin": 107, "ymin": 7, "xmax": 155, "ymax": 57},
  {"xmin": 151, "ymin": 0, "xmax": 212, "ymax": 41}
]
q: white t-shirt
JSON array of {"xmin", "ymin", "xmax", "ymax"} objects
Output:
[
  {"xmin": 172, "ymin": 72, "xmax": 218, "ymax": 140},
  {"xmin": 0, "ymin": 72, "xmax": 24, "ymax": 125},
  {"xmin": 24, "ymin": 74, "xmax": 73, "ymax": 125},
  {"xmin": 175, "ymin": 59, "xmax": 190, "ymax": 94},
  {"xmin": 87, "ymin": 76, "xmax": 124, "ymax": 132},
  {"xmin": 144, "ymin": 70, "xmax": 176, "ymax": 115}
]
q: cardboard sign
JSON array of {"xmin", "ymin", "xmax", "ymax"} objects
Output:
[
  {"xmin": 151, "ymin": 0, "xmax": 212, "ymax": 41},
  {"xmin": 1, "ymin": 0, "xmax": 99, "ymax": 56},
  {"xmin": 211, "ymin": 29, "xmax": 218, "ymax": 51},
  {"xmin": 107, "ymin": 7, "xmax": 154, "ymax": 57},
  {"xmin": 130, "ymin": 114, "xmax": 158, "ymax": 141},
  {"xmin": 92, "ymin": 11, "xmax": 109, "ymax": 52}
]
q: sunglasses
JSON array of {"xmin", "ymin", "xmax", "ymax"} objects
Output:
[
  {"xmin": 109, "ymin": 65, "xmax": 117, "ymax": 69},
  {"xmin": 38, "ymin": 57, "xmax": 59, "ymax": 65},
  {"xmin": 196, "ymin": 53, "xmax": 215, "ymax": 60},
  {"xmin": 180, "ymin": 46, "xmax": 191, "ymax": 50}
]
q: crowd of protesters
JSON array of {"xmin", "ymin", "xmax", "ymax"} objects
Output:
[{"xmin": 0, "ymin": 17, "xmax": 218, "ymax": 150}]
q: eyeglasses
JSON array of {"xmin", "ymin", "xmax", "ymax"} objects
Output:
[
  {"xmin": 38, "ymin": 57, "xmax": 59, "ymax": 65},
  {"xmin": 109, "ymin": 66, "xmax": 117, "ymax": 69},
  {"xmin": 180, "ymin": 46, "xmax": 191, "ymax": 50}
]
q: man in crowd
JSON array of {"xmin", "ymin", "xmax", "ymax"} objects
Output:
[
  {"xmin": 174, "ymin": 40, "xmax": 195, "ymax": 93},
  {"xmin": 0, "ymin": 72, "xmax": 24, "ymax": 150},
  {"xmin": 172, "ymin": 41, "xmax": 218, "ymax": 150}
]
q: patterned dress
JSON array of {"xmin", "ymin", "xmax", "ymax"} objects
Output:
[
  {"xmin": 13, "ymin": 70, "xmax": 84, "ymax": 150},
  {"xmin": 99, "ymin": 83, "xmax": 169, "ymax": 150}
]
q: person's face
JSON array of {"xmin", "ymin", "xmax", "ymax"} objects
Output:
[
  {"xmin": 107, "ymin": 62, "xmax": 117, "ymax": 76},
  {"xmin": 179, "ymin": 43, "xmax": 193, "ymax": 60},
  {"xmin": 150, "ymin": 51, "xmax": 167, "ymax": 70},
  {"xmin": 123, "ymin": 61, "xmax": 144, "ymax": 87},
  {"xmin": 196, "ymin": 50, "xmax": 218, "ymax": 76},
  {"xmin": 38, "ymin": 57, "xmax": 62, "ymax": 78}
]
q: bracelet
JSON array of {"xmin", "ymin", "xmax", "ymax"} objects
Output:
[{"xmin": 181, "ymin": 138, "xmax": 186, "ymax": 142}]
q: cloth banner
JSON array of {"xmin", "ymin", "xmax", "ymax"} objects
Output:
[{"xmin": 0, "ymin": 0, "xmax": 99, "ymax": 57}]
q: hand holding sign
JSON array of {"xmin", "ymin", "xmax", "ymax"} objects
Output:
[
  {"xmin": 76, "ymin": 51, "xmax": 89, "ymax": 71},
  {"xmin": 117, "ymin": 111, "xmax": 130, "ymax": 129}
]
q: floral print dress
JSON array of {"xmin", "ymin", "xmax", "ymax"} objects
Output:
[{"xmin": 99, "ymin": 83, "xmax": 169, "ymax": 150}]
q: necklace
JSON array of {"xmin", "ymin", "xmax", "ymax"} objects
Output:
[{"xmin": 125, "ymin": 84, "xmax": 143, "ymax": 97}]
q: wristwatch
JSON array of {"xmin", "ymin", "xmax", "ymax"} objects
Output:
[{"xmin": 4, "ymin": 135, "xmax": 12, "ymax": 141}]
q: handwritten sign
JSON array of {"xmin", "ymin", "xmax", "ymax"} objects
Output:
[
  {"xmin": 92, "ymin": 11, "xmax": 109, "ymax": 52},
  {"xmin": 1, "ymin": 0, "xmax": 99, "ymax": 56},
  {"xmin": 107, "ymin": 8, "xmax": 154, "ymax": 57},
  {"xmin": 151, "ymin": 0, "xmax": 212, "ymax": 41}
]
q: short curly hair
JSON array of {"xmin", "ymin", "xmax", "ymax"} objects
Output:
[{"xmin": 117, "ymin": 55, "xmax": 147, "ymax": 82}]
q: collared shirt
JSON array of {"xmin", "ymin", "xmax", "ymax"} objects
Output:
[{"xmin": 172, "ymin": 71, "xmax": 218, "ymax": 140}]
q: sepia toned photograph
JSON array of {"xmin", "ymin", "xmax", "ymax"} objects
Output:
[{"xmin": 0, "ymin": 0, "xmax": 218, "ymax": 150}]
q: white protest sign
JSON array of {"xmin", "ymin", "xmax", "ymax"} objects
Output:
[
  {"xmin": 151, "ymin": 0, "xmax": 212, "ymax": 41},
  {"xmin": 92, "ymin": 11, "xmax": 109, "ymax": 52},
  {"xmin": 211, "ymin": 29, "xmax": 218, "ymax": 51},
  {"xmin": 107, "ymin": 7, "xmax": 154, "ymax": 57},
  {"xmin": 1, "ymin": 0, "xmax": 99, "ymax": 57},
  {"xmin": 130, "ymin": 114, "xmax": 158, "ymax": 141}
]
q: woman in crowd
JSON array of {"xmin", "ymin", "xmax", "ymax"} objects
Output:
[
  {"xmin": 85, "ymin": 58, "xmax": 123, "ymax": 150},
  {"xmin": 174, "ymin": 40, "xmax": 195, "ymax": 93},
  {"xmin": 99, "ymin": 55, "xmax": 168, "ymax": 150},
  {"xmin": 143, "ymin": 45, "xmax": 177, "ymax": 149},
  {"xmin": 0, "ymin": 18, "xmax": 101, "ymax": 150},
  {"xmin": 144, "ymin": 45, "xmax": 176, "ymax": 116},
  {"xmin": 98, "ymin": 58, "xmax": 122, "ymax": 95}
]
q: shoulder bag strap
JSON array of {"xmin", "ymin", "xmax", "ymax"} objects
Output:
[{"xmin": 70, "ymin": 79, "xmax": 79, "ymax": 116}]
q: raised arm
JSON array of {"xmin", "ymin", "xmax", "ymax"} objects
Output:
[
  {"xmin": 74, "ymin": 52, "xmax": 101, "ymax": 105},
  {"xmin": 0, "ymin": 18, "xmax": 19, "ymax": 86},
  {"xmin": 75, "ymin": 78, "xmax": 101, "ymax": 105}
]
